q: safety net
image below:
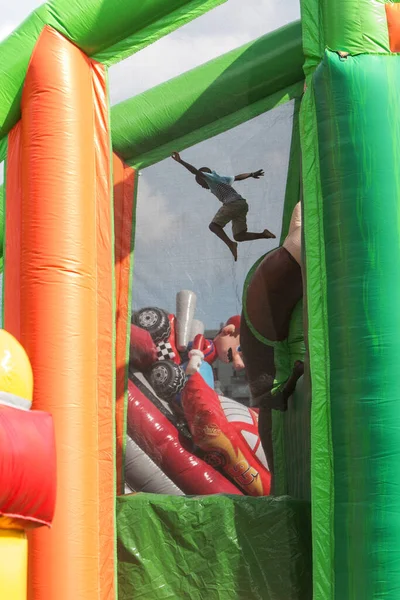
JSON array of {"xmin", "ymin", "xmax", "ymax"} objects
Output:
[{"xmin": 122, "ymin": 90, "xmax": 311, "ymax": 597}]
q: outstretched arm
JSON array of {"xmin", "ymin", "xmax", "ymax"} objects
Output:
[
  {"xmin": 235, "ymin": 169, "xmax": 264, "ymax": 181},
  {"xmin": 171, "ymin": 151, "xmax": 200, "ymax": 176}
]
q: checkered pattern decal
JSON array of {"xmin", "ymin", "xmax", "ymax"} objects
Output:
[{"xmin": 156, "ymin": 341, "xmax": 176, "ymax": 361}]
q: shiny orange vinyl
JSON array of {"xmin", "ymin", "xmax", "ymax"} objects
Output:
[
  {"xmin": 91, "ymin": 61, "xmax": 116, "ymax": 599},
  {"xmin": 113, "ymin": 154, "xmax": 136, "ymax": 494},
  {"xmin": 386, "ymin": 3, "xmax": 400, "ymax": 52},
  {"xmin": 16, "ymin": 26, "xmax": 115, "ymax": 600},
  {"xmin": 4, "ymin": 122, "xmax": 23, "ymax": 340}
]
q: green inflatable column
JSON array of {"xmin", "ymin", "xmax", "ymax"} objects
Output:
[{"xmin": 301, "ymin": 1, "xmax": 400, "ymax": 599}]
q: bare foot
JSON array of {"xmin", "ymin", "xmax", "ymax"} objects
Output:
[
  {"xmin": 262, "ymin": 229, "xmax": 276, "ymax": 239},
  {"xmin": 229, "ymin": 242, "xmax": 238, "ymax": 261}
]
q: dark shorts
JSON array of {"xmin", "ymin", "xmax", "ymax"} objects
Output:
[{"xmin": 212, "ymin": 200, "xmax": 248, "ymax": 236}]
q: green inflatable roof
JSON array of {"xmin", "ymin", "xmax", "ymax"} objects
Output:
[
  {"xmin": 0, "ymin": 0, "xmax": 227, "ymax": 141},
  {"xmin": 112, "ymin": 20, "xmax": 304, "ymax": 168}
]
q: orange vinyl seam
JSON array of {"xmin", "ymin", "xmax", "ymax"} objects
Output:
[
  {"xmin": 20, "ymin": 26, "xmax": 105, "ymax": 600},
  {"xmin": 91, "ymin": 60, "xmax": 116, "ymax": 599},
  {"xmin": 4, "ymin": 122, "xmax": 22, "ymax": 340},
  {"xmin": 113, "ymin": 154, "xmax": 135, "ymax": 494},
  {"xmin": 386, "ymin": 4, "xmax": 400, "ymax": 52}
]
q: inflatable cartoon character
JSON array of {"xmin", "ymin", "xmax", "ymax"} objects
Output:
[
  {"xmin": 240, "ymin": 202, "xmax": 305, "ymax": 481},
  {"xmin": 213, "ymin": 315, "xmax": 244, "ymax": 371}
]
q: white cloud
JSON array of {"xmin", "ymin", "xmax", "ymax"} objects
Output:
[{"xmin": 135, "ymin": 177, "xmax": 182, "ymax": 246}]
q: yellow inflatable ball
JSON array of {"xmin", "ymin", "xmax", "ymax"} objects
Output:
[{"xmin": 0, "ymin": 330, "xmax": 33, "ymax": 402}]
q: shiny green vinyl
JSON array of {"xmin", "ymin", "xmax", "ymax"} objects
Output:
[{"xmin": 314, "ymin": 50, "xmax": 400, "ymax": 600}]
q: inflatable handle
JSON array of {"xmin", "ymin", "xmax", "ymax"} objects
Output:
[
  {"xmin": 0, "ymin": 405, "xmax": 56, "ymax": 528},
  {"xmin": 186, "ymin": 349, "xmax": 204, "ymax": 376}
]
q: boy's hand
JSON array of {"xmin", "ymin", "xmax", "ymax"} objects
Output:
[
  {"xmin": 252, "ymin": 169, "xmax": 264, "ymax": 179},
  {"xmin": 171, "ymin": 152, "xmax": 181, "ymax": 163}
]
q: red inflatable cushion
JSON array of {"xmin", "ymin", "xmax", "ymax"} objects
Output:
[
  {"xmin": 0, "ymin": 405, "xmax": 56, "ymax": 529},
  {"xmin": 181, "ymin": 373, "xmax": 271, "ymax": 496},
  {"xmin": 127, "ymin": 379, "xmax": 242, "ymax": 496},
  {"xmin": 130, "ymin": 323, "xmax": 158, "ymax": 370}
]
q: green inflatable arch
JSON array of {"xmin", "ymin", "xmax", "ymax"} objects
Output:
[{"xmin": 2, "ymin": 0, "xmax": 400, "ymax": 598}]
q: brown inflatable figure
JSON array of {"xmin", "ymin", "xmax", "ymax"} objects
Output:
[{"xmin": 240, "ymin": 203, "xmax": 305, "ymax": 489}]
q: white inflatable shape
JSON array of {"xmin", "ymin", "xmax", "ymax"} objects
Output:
[
  {"xmin": 219, "ymin": 395, "xmax": 269, "ymax": 470},
  {"xmin": 176, "ymin": 290, "xmax": 197, "ymax": 351},
  {"xmin": 0, "ymin": 391, "xmax": 32, "ymax": 411},
  {"xmin": 189, "ymin": 319, "xmax": 205, "ymax": 343},
  {"xmin": 125, "ymin": 436, "xmax": 184, "ymax": 496}
]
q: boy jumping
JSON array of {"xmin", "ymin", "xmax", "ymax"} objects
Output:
[{"xmin": 171, "ymin": 152, "xmax": 275, "ymax": 261}]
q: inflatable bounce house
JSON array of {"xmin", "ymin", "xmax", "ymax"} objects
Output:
[{"xmin": 0, "ymin": 0, "xmax": 399, "ymax": 599}]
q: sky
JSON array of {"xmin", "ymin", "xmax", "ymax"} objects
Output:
[{"xmin": 0, "ymin": 0, "xmax": 301, "ymax": 329}]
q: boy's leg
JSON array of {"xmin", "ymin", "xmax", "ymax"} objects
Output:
[
  {"xmin": 210, "ymin": 205, "xmax": 238, "ymax": 260},
  {"xmin": 209, "ymin": 223, "xmax": 238, "ymax": 261},
  {"xmin": 232, "ymin": 202, "xmax": 275, "ymax": 241},
  {"xmin": 234, "ymin": 229, "xmax": 276, "ymax": 242}
]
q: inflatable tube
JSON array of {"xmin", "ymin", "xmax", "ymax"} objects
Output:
[
  {"xmin": 125, "ymin": 436, "xmax": 184, "ymax": 496},
  {"xmin": 130, "ymin": 369, "xmax": 174, "ymax": 419},
  {"xmin": 127, "ymin": 379, "xmax": 242, "ymax": 496},
  {"xmin": 219, "ymin": 396, "xmax": 269, "ymax": 470},
  {"xmin": 181, "ymin": 373, "xmax": 271, "ymax": 496},
  {"xmin": 0, "ymin": 405, "xmax": 56, "ymax": 528},
  {"xmin": 130, "ymin": 323, "xmax": 158, "ymax": 370}
]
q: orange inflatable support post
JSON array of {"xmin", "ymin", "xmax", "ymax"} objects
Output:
[
  {"xmin": 114, "ymin": 153, "xmax": 136, "ymax": 494},
  {"xmin": 2, "ymin": 26, "xmax": 116, "ymax": 600},
  {"xmin": 4, "ymin": 122, "xmax": 23, "ymax": 340}
]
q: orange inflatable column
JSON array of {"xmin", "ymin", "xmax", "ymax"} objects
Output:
[
  {"xmin": 4, "ymin": 122, "xmax": 23, "ymax": 340},
  {"xmin": 20, "ymin": 27, "xmax": 115, "ymax": 600},
  {"xmin": 113, "ymin": 154, "xmax": 136, "ymax": 494},
  {"xmin": 92, "ymin": 63, "xmax": 117, "ymax": 597}
]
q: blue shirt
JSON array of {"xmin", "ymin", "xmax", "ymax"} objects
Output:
[{"xmin": 201, "ymin": 171, "xmax": 244, "ymax": 205}]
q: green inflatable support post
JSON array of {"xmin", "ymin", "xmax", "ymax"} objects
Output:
[{"xmin": 301, "ymin": 0, "xmax": 400, "ymax": 597}]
